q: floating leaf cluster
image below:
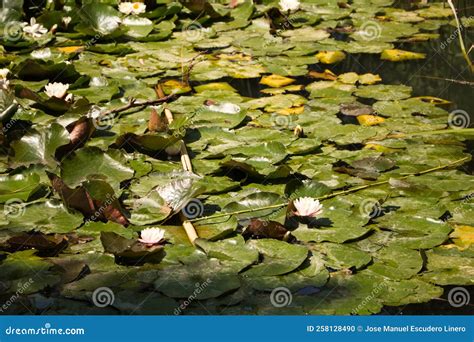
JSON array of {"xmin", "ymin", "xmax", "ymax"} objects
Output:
[{"xmin": 0, "ymin": 0, "xmax": 472, "ymax": 315}]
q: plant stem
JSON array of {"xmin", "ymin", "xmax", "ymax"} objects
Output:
[
  {"xmin": 415, "ymin": 76, "xmax": 474, "ymax": 86},
  {"xmin": 99, "ymin": 94, "xmax": 176, "ymax": 118},
  {"xmin": 383, "ymin": 128, "xmax": 474, "ymax": 139},
  {"xmin": 190, "ymin": 203, "xmax": 288, "ymax": 223},
  {"xmin": 189, "ymin": 157, "xmax": 469, "ymax": 223},
  {"xmin": 446, "ymin": 0, "xmax": 473, "ymax": 72}
]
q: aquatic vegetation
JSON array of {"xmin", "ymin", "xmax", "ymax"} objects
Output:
[{"xmin": 0, "ymin": 0, "xmax": 472, "ymax": 315}]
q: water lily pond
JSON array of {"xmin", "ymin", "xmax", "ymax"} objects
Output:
[{"xmin": 0, "ymin": 0, "xmax": 473, "ymax": 315}]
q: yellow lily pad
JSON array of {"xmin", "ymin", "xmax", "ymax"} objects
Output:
[
  {"xmin": 308, "ymin": 69, "xmax": 337, "ymax": 80},
  {"xmin": 260, "ymin": 74, "xmax": 295, "ymax": 88},
  {"xmin": 194, "ymin": 82, "xmax": 236, "ymax": 93},
  {"xmin": 359, "ymin": 73, "xmax": 382, "ymax": 85},
  {"xmin": 276, "ymin": 106, "xmax": 305, "ymax": 115},
  {"xmin": 57, "ymin": 46, "xmax": 84, "ymax": 54},
  {"xmin": 357, "ymin": 115, "xmax": 385, "ymax": 126},
  {"xmin": 411, "ymin": 96, "xmax": 451, "ymax": 105},
  {"xmin": 405, "ymin": 33, "xmax": 440, "ymax": 42},
  {"xmin": 160, "ymin": 79, "xmax": 192, "ymax": 95},
  {"xmin": 338, "ymin": 72, "xmax": 359, "ymax": 84},
  {"xmin": 316, "ymin": 51, "xmax": 346, "ymax": 64},
  {"xmin": 450, "ymin": 225, "xmax": 474, "ymax": 250},
  {"xmin": 381, "ymin": 49, "xmax": 426, "ymax": 62},
  {"xmin": 261, "ymin": 84, "xmax": 303, "ymax": 95},
  {"xmin": 217, "ymin": 53, "xmax": 251, "ymax": 61},
  {"xmin": 364, "ymin": 143, "xmax": 398, "ymax": 153}
]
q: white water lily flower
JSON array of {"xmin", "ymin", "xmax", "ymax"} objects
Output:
[
  {"xmin": 89, "ymin": 76, "xmax": 108, "ymax": 87},
  {"xmin": 119, "ymin": 2, "xmax": 134, "ymax": 14},
  {"xmin": 44, "ymin": 82, "xmax": 69, "ymax": 99},
  {"xmin": 130, "ymin": 2, "xmax": 146, "ymax": 14},
  {"xmin": 279, "ymin": 0, "xmax": 300, "ymax": 12},
  {"xmin": 0, "ymin": 79, "xmax": 9, "ymax": 90},
  {"xmin": 0, "ymin": 69, "xmax": 9, "ymax": 79},
  {"xmin": 100, "ymin": 16, "xmax": 122, "ymax": 33},
  {"xmin": 138, "ymin": 228, "xmax": 165, "ymax": 245},
  {"xmin": 22, "ymin": 18, "xmax": 48, "ymax": 38},
  {"xmin": 31, "ymin": 48, "xmax": 52, "ymax": 59},
  {"xmin": 208, "ymin": 102, "xmax": 241, "ymax": 114},
  {"xmin": 119, "ymin": 2, "xmax": 146, "ymax": 15},
  {"xmin": 62, "ymin": 16, "xmax": 72, "ymax": 26},
  {"xmin": 293, "ymin": 197, "xmax": 323, "ymax": 217}
]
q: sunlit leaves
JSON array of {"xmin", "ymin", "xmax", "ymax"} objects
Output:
[{"xmin": 10, "ymin": 123, "xmax": 70, "ymax": 168}]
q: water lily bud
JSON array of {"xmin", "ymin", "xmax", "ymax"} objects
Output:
[{"xmin": 294, "ymin": 125, "xmax": 304, "ymax": 137}]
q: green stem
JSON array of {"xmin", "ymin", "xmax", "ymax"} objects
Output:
[
  {"xmin": 447, "ymin": 0, "xmax": 473, "ymax": 72},
  {"xmin": 189, "ymin": 157, "xmax": 469, "ymax": 223},
  {"xmin": 385, "ymin": 128, "xmax": 474, "ymax": 139}
]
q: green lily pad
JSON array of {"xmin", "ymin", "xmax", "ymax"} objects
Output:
[
  {"xmin": 10, "ymin": 123, "xmax": 70, "ymax": 169},
  {"xmin": 61, "ymin": 147, "xmax": 134, "ymax": 190},
  {"xmin": 243, "ymin": 239, "xmax": 308, "ymax": 277}
]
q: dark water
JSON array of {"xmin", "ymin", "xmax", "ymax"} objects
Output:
[{"xmin": 229, "ymin": 8, "xmax": 473, "ymax": 117}]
